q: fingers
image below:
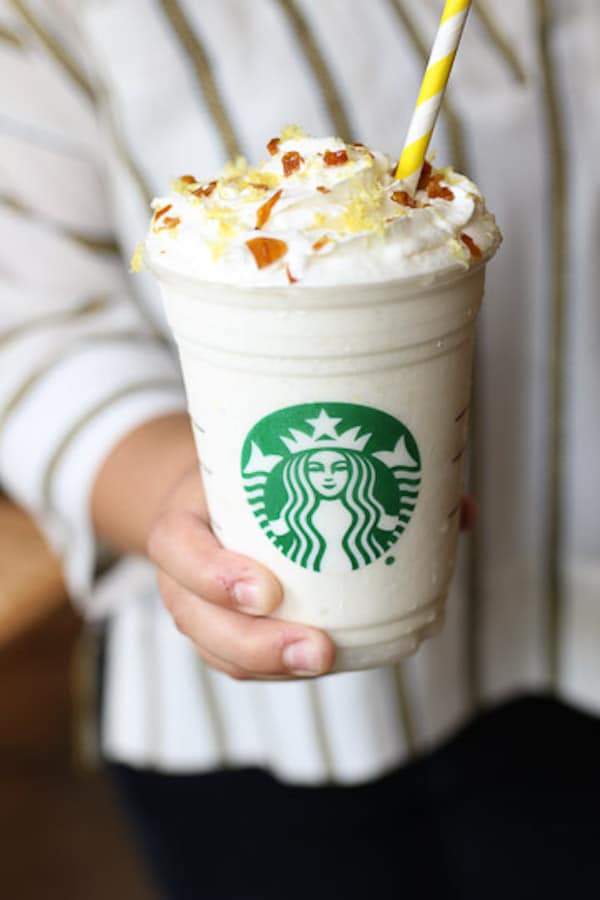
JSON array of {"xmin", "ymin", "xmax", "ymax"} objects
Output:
[
  {"xmin": 148, "ymin": 509, "xmax": 282, "ymax": 616},
  {"xmin": 159, "ymin": 571, "xmax": 336, "ymax": 679},
  {"xmin": 196, "ymin": 647, "xmax": 314, "ymax": 682}
]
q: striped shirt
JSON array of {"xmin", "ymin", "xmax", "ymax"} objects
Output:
[{"xmin": 0, "ymin": 0, "xmax": 598, "ymax": 783}]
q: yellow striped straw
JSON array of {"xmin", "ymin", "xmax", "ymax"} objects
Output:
[{"xmin": 395, "ymin": 0, "xmax": 472, "ymax": 192}]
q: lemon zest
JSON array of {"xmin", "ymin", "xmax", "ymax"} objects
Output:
[
  {"xmin": 448, "ymin": 237, "xmax": 470, "ymax": 264},
  {"xmin": 242, "ymin": 169, "xmax": 281, "ymax": 188},
  {"xmin": 280, "ymin": 123, "xmax": 308, "ymax": 142},
  {"xmin": 129, "ymin": 242, "xmax": 144, "ymax": 273},
  {"xmin": 208, "ymin": 220, "xmax": 237, "ymax": 260},
  {"xmin": 221, "ymin": 155, "xmax": 248, "ymax": 178},
  {"xmin": 171, "ymin": 177, "xmax": 195, "ymax": 195}
]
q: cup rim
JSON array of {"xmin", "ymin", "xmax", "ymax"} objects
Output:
[{"xmin": 142, "ymin": 237, "xmax": 499, "ymax": 303}]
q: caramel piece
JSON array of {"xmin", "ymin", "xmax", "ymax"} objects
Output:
[
  {"xmin": 256, "ymin": 189, "xmax": 283, "ymax": 229},
  {"xmin": 286, "ymin": 265, "xmax": 298, "ymax": 284},
  {"xmin": 427, "ymin": 179, "xmax": 455, "ymax": 202},
  {"xmin": 417, "ymin": 160, "xmax": 433, "ymax": 191},
  {"xmin": 249, "ymin": 183, "xmax": 270, "ymax": 191},
  {"xmin": 324, "ymin": 149, "xmax": 349, "ymax": 166},
  {"xmin": 316, "ymin": 185, "xmax": 331, "ymax": 194},
  {"xmin": 461, "ymin": 233, "xmax": 482, "ymax": 259},
  {"xmin": 246, "ymin": 236, "xmax": 288, "ymax": 268},
  {"xmin": 312, "ymin": 236, "xmax": 332, "ymax": 252},
  {"xmin": 267, "ymin": 137, "xmax": 281, "ymax": 156},
  {"xmin": 391, "ymin": 190, "xmax": 417, "ymax": 209},
  {"xmin": 155, "ymin": 216, "xmax": 181, "ymax": 232},
  {"xmin": 153, "ymin": 203, "xmax": 173, "ymax": 222},
  {"xmin": 417, "ymin": 160, "xmax": 433, "ymax": 192},
  {"xmin": 192, "ymin": 180, "xmax": 217, "ymax": 198},
  {"xmin": 282, "ymin": 151, "xmax": 304, "ymax": 176},
  {"xmin": 179, "ymin": 175, "xmax": 197, "ymax": 185}
]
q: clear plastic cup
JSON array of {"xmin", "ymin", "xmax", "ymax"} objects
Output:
[{"xmin": 148, "ymin": 257, "xmax": 489, "ymax": 670}]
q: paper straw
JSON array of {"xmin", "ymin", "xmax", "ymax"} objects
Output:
[{"xmin": 395, "ymin": 0, "xmax": 472, "ymax": 192}]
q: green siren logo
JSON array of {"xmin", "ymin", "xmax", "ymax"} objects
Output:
[{"xmin": 241, "ymin": 403, "xmax": 421, "ymax": 573}]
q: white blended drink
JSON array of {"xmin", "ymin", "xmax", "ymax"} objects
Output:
[{"xmin": 140, "ymin": 126, "xmax": 501, "ymax": 671}]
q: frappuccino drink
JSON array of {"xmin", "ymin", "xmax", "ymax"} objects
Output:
[{"xmin": 140, "ymin": 126, "xmax": 501, "ymax": 670}]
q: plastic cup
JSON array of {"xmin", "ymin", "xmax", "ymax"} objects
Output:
[{"xmin": 147, "ymin": 256, "xmax": 489, "ymax": 670}]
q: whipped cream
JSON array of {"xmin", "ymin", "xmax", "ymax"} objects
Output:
[{"xmin": 141, "ymin": 125, "xmax": 501, "ymax": 287}]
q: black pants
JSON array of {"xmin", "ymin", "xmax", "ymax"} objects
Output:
[{"xmin": 109, "ymin": 696, "xmax": 600, "ymax": 900}]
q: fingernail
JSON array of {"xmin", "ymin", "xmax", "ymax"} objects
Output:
[
  {"xmin": 233, "ymin": 581, "xmax": 268, "ymax": 615},
  {"xmin": 282, "ymin": 640, "xmax": 326, "ymax": 676}
]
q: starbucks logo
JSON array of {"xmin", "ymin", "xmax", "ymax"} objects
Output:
[{"xmin": 241, "ymin": 403, "xmax": 421, "ymax": 573}]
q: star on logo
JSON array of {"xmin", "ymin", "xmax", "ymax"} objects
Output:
[
  {"xmin": 373, "ymin": 436, "xmax": 418, "ymax": 470},
  {"xmin": 305, "ymin": 409, "xmax": 342, "ymax": 440},
  {"xmin": 279, "ymin": 408, "xmax": 372, "ymax": 453},
  {"xmin": 243, "ymin": 441, "xmax": 283, "ymax": 474}
]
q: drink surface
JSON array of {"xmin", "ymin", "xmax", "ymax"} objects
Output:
[{"xmin": 140, "ymin": 125, "xmax": 501, "ymax": 287}]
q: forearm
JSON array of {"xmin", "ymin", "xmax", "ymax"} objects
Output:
[{"xmin": 91, "ymin": 413, "xmax": 198, "ymax": 555}]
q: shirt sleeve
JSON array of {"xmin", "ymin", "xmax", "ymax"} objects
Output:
[{"xmin": 0, "ymin": 3, "xmax": 186, "ymax": 612}]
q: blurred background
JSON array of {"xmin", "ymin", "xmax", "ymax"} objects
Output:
[{"xmin": 0, "ymin": 494, "xmax": 157, "ymax": 900}]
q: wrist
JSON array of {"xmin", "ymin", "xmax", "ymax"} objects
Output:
[{"xmin": 92, "ymin": 412, "xmax": 198, "ymax": 554}]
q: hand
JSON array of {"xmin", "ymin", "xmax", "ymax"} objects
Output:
[
  {"xmin": 92, "ymin": 413, "xmax": 335, "ymax": 681},
  {"xmin": 147, "ymin": 465, "xmax": 336, "ymax": 681},
  {"xmin": 92, "ymin": 412, "xmax": 477, "ymax": 682},
  {"xmin": 148, "ymin": 476, "xmax": 477, "ymax": 681}
]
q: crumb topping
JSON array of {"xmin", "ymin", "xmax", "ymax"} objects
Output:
[
  {"xmin": 192, "ymin": 181, "xmax": 217, "ymax": 198},
  {"xmin": 312, "ymin": 235, "xmax": 333, "ymax": 252},
  {"xmin": 282, "ymin": 151, "xmax": 304, "ymax": 177},
  {"xmin": 246, "ymin": 236, "xmax": 288, "ymax": 269},
  {"xmin": 267, "ymin": 137, "xmax": 280, "ymax": 156},
  {"xmin": 461, "ymin": 233, "xmax": 482, "ymax": 258},
  {"xmin": 153, "ymin": 203, "xmax": 173, "ymax": 222},
  {"xmin": 391, "ymin": 191, "xmax": 417, "ymax": 209},
  {"xmin": 256, "ymin": 189, "xmax": 283, "ymax": 229},
  {"xmin": 324, "ymin": 149, "xmax": 349, "ymax": 166},
  {"xmin": 144, "ymin": 126, "xmax": 500, "ymax": 286}
]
